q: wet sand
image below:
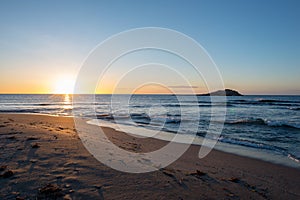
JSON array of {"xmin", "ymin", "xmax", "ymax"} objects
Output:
[{"xmin": 0, "ymin": 114, "xmax": 299, "ymax": 199}]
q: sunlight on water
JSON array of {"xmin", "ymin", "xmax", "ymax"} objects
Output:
[{"xmin": 62, "ymin": 94, "xmax": 72, "ymax": 110}]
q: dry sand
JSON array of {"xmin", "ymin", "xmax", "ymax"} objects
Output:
[{"xmin": 0, "ymin": 114, "xmax": 299, "ymax": 199}]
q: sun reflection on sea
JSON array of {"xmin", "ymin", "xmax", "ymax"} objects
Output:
[{"xmin": 62, "ymin": 94, "xmax": 73, "ymax": 111}]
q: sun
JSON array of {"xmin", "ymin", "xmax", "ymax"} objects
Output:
[{"xmin": 53, "ymin": 77, "xmax": 75, "ymax": 94}]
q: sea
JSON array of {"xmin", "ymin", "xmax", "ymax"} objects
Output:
[{"xmin": 0, "ymin": 94, "xmax": 299, "ymax": 168}]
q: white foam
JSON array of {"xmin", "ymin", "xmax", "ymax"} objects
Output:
[
  {"xmin": 87, "ymin": 119, "xmax": 200, "ymax": 143},
  {"xmin": 86, "ymin": 119, "xmax": 300, "ymax": 169}
]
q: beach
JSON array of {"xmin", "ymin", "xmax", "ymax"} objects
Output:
[
  {"xmin": 0, "ymin": 113, "xmax": 299, "ymax": 199},
  {"xmin": 1, "ymin": 0, "xmax": 300, "ymax": 199}
]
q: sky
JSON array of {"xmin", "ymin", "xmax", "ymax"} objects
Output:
[{"xmin": 0, "ymin": 0, "xmax": 299, "ymax": 94}]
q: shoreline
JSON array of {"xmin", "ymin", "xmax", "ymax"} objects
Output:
[
  {"xmin": 0, "ymin": 113, "xmax": 300, "ymax": 199},
  {"xmin": 1, "ymin": 112, "xmax": 300, "ymax": 169},
  {"xmin": 2, "ymin": 112, "xmax": 299, "ymax": 168},
  {"xmin": 87, "ymin": 118, "xmax": 300, "ymax": 169}
]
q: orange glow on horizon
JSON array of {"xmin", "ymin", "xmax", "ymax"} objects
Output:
[{"xmin": 96, "ymin": 83, "xmax": 201, "ymax": 95}]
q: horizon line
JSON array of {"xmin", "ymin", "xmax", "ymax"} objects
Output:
[{"xmin": 0, "ymin": 93, "xmax": 299, "ymax": 96}]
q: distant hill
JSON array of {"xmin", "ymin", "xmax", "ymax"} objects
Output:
[{"xmin": 198, "ymin": 89, "xmax": 243, "ymax": 96}]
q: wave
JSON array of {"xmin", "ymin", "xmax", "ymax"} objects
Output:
[
  {"xmin": 130, "ymin": 113, "xmax": 150, "ymax": 119},
  {"xmin": 0, "ymin": 102, "xmax": 61, "ymax": 106},
  {"xmin": 96, "ymin": 113, "xmax": 114, "ymax": 119},
  {"xmin": 218, "ymin": 137, "xmax": 300, "ymax": 162},
  {"xmin": 162, "ymin": 103, "xmax": 233, "ymax": 108},
  {"xmin": 288, "ymin": 154, "xmax": 300, "ymax": 163},
  {"xmin": 96, "ymin": 113, "xmax": 133, "ymax": 120},
  {"xmin": 290, "ymin": 107, "xmax": 300, "ymax": 111},
  {"xmin": 130, "ymin": 105, "xmax": 152, "ymax": 108},
  {"xmin": 96, "ymin": 112, "xmax": 300, "ymax": 130},
  {"xmin": 226, "ymin": 118, "xmax": 300, "ymax": 129},
  {"xmin": 226, "ymin": 118, "xmax": 266, "ymax": 125},
  {"xmin": 0, "ymin": 107, "xmax": 61, "ymax": 113},
  {"xmin": 219, "ymin": 136, "xmax": 284, "ymax": 151},
  {"xmin": 167, "ymin": 113, "xmax": 181, "ymax": 117},
  {"xmin": 265, "ymin": 121, "xmax": 300, "ymax": 129},
  {"xmin": 163, "ymin": 104, "xmax": 191, "ymax": 107},
  {"xmin": 228, "ymin": 99, "xmax": 300, "ymax": 107},
  {"xmin": 95, "ymin": 112, "xmax": 197, "ymax": 127},
  {"xmin": 231, "ymin": 100, "xmax": 247, "ymax": 102},
  {"xmin": 262, "ymin": 103, "xmax": 298, "ymax": 107},
  {"xmin": 258, "ymin": 99, "xmax": 300, "ymax": 103},
  {"xmin": 0, "ymin": 109, "xmax": 40, "ymax": 113},
  {"xmin": 173, "ymin": 100, "xmax": 211, "ymax": 104},
  {"xmin": 231, "ymin": 101, "xmax": 299, "ymax": 107},
  {"xmin": 165, "ymin": 118, "xmax": 181, "ymax": 124},
  {"xmin": 37, "ymin": 103, "xmax": 71, "ymax": 106}
]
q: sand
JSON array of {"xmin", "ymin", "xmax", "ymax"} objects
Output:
[{"xmin": 0, "ymin": 114, "xmax": 299, "ymax": 200}]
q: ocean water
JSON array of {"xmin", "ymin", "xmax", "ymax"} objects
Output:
[{"xmin": 0, "ymin": 94, "xmax": 299, "ymax": 168}]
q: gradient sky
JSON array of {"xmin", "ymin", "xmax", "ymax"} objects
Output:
[{"xmin": 0, "ymin": 0, "xmax": 299, "ymax": 94}]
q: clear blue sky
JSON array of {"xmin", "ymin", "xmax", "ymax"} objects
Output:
[{"xmin": 0, "ymin": 0, "xmax": 299, "ymax": 94}]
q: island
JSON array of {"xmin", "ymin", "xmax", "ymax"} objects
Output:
[{"xmin": 197, "ymin": 89, "xmax": 243, "ymax": 96}]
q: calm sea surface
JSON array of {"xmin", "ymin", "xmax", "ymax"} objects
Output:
[{"xmin": 0, "ymin": 94, "xmax": 299, "ymax": 167}]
